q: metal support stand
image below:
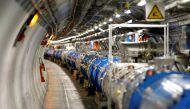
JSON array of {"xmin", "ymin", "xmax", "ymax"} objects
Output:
[
  {"xmin": 167, "ymin": 23, "xmax": 170, "ymax": 56},
  {"xmin": 108, "ymin": 25, "xmax": 113, "ymax": 109},
  {"xmin": 107, "ymin": 23, "xmax": 169, "ymax": 109}
]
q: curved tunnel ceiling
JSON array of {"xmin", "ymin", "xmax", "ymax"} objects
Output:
[
  {"xmin": 16, "ymin": 0, "xmax": 149, "ymax": 41},
  {"xmin": 53, "ymin": 0, "xmax": 190, "ymax": 42},
  {"xmin": 17, "ymin": 0, "xmax": 190, "ymax": 42}
]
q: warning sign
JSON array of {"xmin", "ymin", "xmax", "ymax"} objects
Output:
[
  {"xmin": 146, "ymin": 2, "xmax": 165, "ymax": 21},
  {"xmin": 148, "ymin": 5, "xmax": 164, "ymax": 19}
]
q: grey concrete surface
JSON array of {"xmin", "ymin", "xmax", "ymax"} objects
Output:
[{"xmin": 44, "ymin": 60, "xmax": 97, "ymax": 109}]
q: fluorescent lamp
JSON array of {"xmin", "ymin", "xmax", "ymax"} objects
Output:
[
  {"xmin": 98, "ymin": 28, "xmax": 105, "ymax": 32},
  {"xmin": 103, "ymin": 21, "xmax": 107, "ymax": 25},
  {"xmin": 115, "ymin": 14, "xmax": 121, "ymax": 18},
  {"xmin": 94, "ymin": 26, "xmax": 98, "ymax": 29},
  {"xmin": 109, "ymin": 18, "xmax": 113, "ymax": 22},
  {"xmin": 91, "ymin": 29, "xmax": 94, "ymax": 31},
  {"xmin": 137, "ymin": 0, "xmax": 146, "ymax": 6},
  {"xmin": 127, "ymin": 19, "xmax": 133, "ymax": 23},
  {"xmin": 124, "ymin": 9, "xmax": 131, "ymax": 14}
]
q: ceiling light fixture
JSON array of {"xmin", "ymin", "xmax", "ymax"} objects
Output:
[
  {"xmin": 103, "ymin": 21, "xmax": 107, "ymax": 25},
  {"xmin": 115, "ymin": 14, "xmax": 121, "ymax": 18},
  {"xmin": 109, "ymin": 18, "xmax": 113, "ymax": 22},
  {"xmin": 94, "ymin": 26, "xmax": 98, "ymax": 29},
  {"xmin": 99, "ymin": 24, "xmax": 102, "ymax": 27},
  {"xmin": 91, "ymin": 29, "xmax": 94, "ymax": 31},
  {"xmin": 124, "ymin": 9, "xmax": 131, "ymax": 14},
  {"xmin": 127, "ymin": 19, "xmax": 133, "ymax": 23},
  {"xmin": 137, "ymin": 0, "xmax": 146, "ymax": 6}
]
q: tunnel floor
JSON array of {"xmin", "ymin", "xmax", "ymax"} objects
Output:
[{"xmin": 43, "ymin": 60, "xmax": 97, "ymax": 109}]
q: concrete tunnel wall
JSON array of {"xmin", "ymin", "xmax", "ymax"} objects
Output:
[{"xmin": 0, "ymin": 0, "xmax": 48, "ymax": 109}]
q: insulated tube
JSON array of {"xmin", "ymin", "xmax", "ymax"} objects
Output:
[
  {"xmin": 81, "ymin": 55, "xmax": 96, "ymax": 79},
  {"xmin": 89, "ymin": 58, "xmax": 103, "ymax": 85},
  {"xmin": 88, "ymin": 57, "xmax": 121, "ymax": 92},
  {"xmin": 44, "ymin": 50, "xmax": 190, "ymax": 109},
  {"xmin": 128, "ymin": 72, "xmax": 190, "ymax": 109}
]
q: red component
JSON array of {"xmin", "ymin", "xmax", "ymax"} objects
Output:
[
  {"xmin": 128, "ymin": 65, "xmax": 135, "ymax": 69},
  {"xmin": 41, "ymin": 39, "xmax": 47, "ymax": 46},
  {"xmin": 93, "ymin": 41, "xmax": 100, "ymax": 51},
  {"xmin": 142, "ymin": 34, "xmax": 150, "ymax": 41},
  {"xmin": 40, "ymin": 63, "xmax": 45, "ymax": 82},
  {"xmin": 17, "ymin": 32, "xmax": 25, "ymax": 42},
  {"xmin": 147, "ymin": 70, "xmax": 154, "ymax": 76}
]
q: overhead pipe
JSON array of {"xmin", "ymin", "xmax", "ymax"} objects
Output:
[
  {"xmin": 31, "ymin": 0, "xmax": 54, "ymax": 33},
  {"xmin": 79, "ymin": 0, "xmax": 112, "ymax": 30},
  {"xmin": 58, "ymin": 0, "xmax": 112, "ymax": 40},
  {"xmin": 58, "ymin": 0, "xmax": 78, "ymax": 37},
  {"xmin": 165, "ymin": 0, "xmax": 190, "ymax": 10},
  {"xmin": 43, "ymin": 0, "xmax": 58, "ymax": 32},
  {"xmin": 74, "ymin": 0, "xmax": 94, "ymax": 27},
  {"xmin": 62, "ymin": 0, "xmax": 95, "ymax": 36}
]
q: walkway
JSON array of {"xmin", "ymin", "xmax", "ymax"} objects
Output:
[{"xmin": 43, "ymin": 60, "xmax": 97, "ymax": 109}]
